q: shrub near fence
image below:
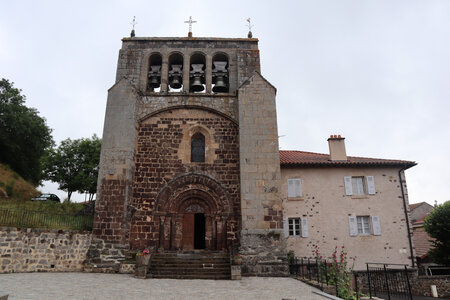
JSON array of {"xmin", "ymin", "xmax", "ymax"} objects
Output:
[{"xmin": 0, "ymin": 207, "xmax": 93, "ymax": 231}]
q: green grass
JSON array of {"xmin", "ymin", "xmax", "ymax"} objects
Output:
[{"xmin": 0, "ymin": 199, "xmax": 93, "ymax": 231}]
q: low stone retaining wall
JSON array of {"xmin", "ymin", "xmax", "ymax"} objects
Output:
[
  {"xmin": 410, "ymin": 274, "xmax": 450, "ymax": 298},
  {"xmin": 354, "ymin": 269, "xmax": 450, "ymax": 298},
  {"xmin": 0, "ymin": 227, "xmax": 91, "ymax": 273}
]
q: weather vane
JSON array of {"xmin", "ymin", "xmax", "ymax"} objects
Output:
[
  {"xmin": 246, "ymin": 18, "xmax": 254, "ymax": 38},
  {"xmin": 130, "ymin": 16, "xmax": 137, "ymax": 37},
  {"xmin": 184, "ymin": 16, "xmax": 197, "ymax": 37}
]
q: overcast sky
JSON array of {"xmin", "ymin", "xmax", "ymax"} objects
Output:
[{"xmin": 1, "ymin": 0, "xmax": 449, "ymax": 204}]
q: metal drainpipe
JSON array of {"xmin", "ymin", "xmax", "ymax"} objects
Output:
[{"xmin": 398, "ymin": 167, "xmax": 415, "ymax": 268}]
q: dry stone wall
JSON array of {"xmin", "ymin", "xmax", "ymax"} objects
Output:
[
  {"xmin": 0, "ymin": 227, "xmax": 91, "ymax": 273},
  {"xmin": 355, "ymin": 269, "xmax": 450, "ymax": 298}
]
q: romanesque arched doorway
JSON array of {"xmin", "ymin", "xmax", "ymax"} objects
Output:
[{"xmin": 154, "ymin": 173, "xmax": 235, "ymax": 251}]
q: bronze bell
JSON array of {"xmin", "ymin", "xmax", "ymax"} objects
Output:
[
  {"xmin": 148, "ymin": 65, "xmax": 161, "ymax": 89},
  {"xmin": 170, "ymin": 75, "xmax": 182, "ymax": 89},
  {"xmin": 190, "ymin": 64, "xmax": 205, "ymax": 92},
  {"xmin": 169, "ymin": 65, "xmax": 183, "ymax": 89},
  {"xmin": 149, "ymin": 76, "xmax": 160, "ymax": 88},
  {"xmin": 212, "ymin": 76, "xmax": 227, "ymax": 93},
  {"xmin": 191, "ymin": 76, "xmax": 204, "ymax": 92},
  {"xmin": 212, "ymin": 61, "xmax": 228, "ymax": 93}
]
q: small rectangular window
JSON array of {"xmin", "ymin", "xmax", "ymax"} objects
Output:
[
  {"xmin": 357, "ymin": 216, "xmax": 370, "ymax": 235},
  {"xmin": 352, "ymin": 177, "xmax": 365, "ymax": 195},
  {"xmin": 288, "ymin": 179, "xmax": 302, "ymax": 198},
  {"xmin": 288, "ymin": 218, "xmax": 301, "ymax": 236}
]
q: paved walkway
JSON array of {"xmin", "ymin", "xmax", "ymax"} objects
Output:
[{"xmin": 0, "ymin": 273, "xmax": 326, "ymax": 300}]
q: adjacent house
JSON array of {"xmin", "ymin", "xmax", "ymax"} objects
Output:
[
  {"xmin": 409, "ymin": 202, "xmax": 434, "ymax": 264},
  {"xmin": 280, "ymin": 135, "xmax": 417, "ymax": 270}
]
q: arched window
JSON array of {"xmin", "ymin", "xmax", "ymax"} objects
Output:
[
  {"xmin": 189, "ymin": 53, "xmax": 206, "ymax": 93},
  {"xmin": 147, "ymin": 53, "xmax": 162, "ymax": 92},
  {"xmin": 191, "ymin": 133, "xmax": 205, "ymax": 162},
  {"xmin": 212, "ymin": 53, "xmax": 229, "ymax": 93},
  {"xmin": 168, "ymin": 52, "xmax": 183, "ymax": 92}
]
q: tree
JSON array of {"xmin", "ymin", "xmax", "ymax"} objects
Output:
[
  {"xmin": 43, "ymin": 135, "xmax": 101, "ymax": 200},
  {"xmin": 424, "ymin": 201, "xmax": 450, "ymax": 265},
  {"xmin": 0, "ymin": 79, "xmax": 54, "ymax": 185}
]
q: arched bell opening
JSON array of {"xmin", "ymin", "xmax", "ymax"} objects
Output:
[
  {"xmin": 212, "ymin": 53, "xmax": 229, "ymax": 93},
  {"xmin": 168, "ymin": 52, "xmax": 183, "ymax": 92},
  {"xmin": 147, "ymin": 53, "xmax": 162, "ymax": 92},
  {"xmin": 189, "ymin": 53, "xmax": 206, "ymax": 93}
]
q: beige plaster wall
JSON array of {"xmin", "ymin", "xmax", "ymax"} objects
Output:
[{"xmin": 281, "ymin": 166, "xmax": 414, "ymax": 270}]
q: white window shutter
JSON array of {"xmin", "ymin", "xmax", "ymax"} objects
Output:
[
  {"xmin": 367, "ymin": 176, "xmax": 376, "ymax": 195},
  {"xmin": 349, "ymin": 216, "xmax": 357, "ymax": 236},
  {"xmin": 283, "ymin": 218, "xmax": 289, "ymax": 237},
  {"xmin": 288, "ymin": 179, "xmax": 295, "ymax": 197},
  {"xmin": 301, "ymin": 218, "xmax": 309, "ymax": 237},
  {"xmin": 295, "ymin": 179, "xmax": 302, "ymax": 197},
  {"xmin": 344, "ymin": 176, "xmax": 353, "ymax": 195},
  {"xmin": 372, "ymin": 216, "xmax": 381, "ymax": 235}
]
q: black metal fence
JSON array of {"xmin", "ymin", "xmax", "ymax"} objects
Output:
[
  {"xmin": 0, "ymin": 207, "xmax": 93, "ymax": 231},
  {"xmin": 366, "ymin": 263, "xmax": 412, "ymax": 300},
  {"xmin": 289, "ymin": 257, "xmax": 355, "ymax": 298}
]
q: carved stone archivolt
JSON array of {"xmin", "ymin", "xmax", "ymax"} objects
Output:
[{"xmin": 155, "ymin": 173, "xmax": 232, "ymax": 215}]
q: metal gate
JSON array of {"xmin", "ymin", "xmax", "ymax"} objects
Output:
[{"xmin": 366, "ymin": 263, "xmax": 412, "ymax": 300}]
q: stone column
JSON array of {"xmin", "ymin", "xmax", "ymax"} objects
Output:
[
  {"xmin": 205, "ymin": 54, "xmax": 212, "ymax": 93},
  {"xmin": 160, "ymin": 54, "xmax": 169, "ymax": 93},
  {"xmin": 216, "ymin": 218, "xmax": 223, "ymax": 251},
  {"xmin": 158, "ymin": 216, "xmax": 165, "ymax": 250},
  {"xmin": 205, "ymin": 215, "xmax": 212, "ymax": 250},
  {"xmin": 212, "ymin": 218, "xmax": 217, "ymax": 251},
  {"xmin": 164, "ymin": 216, "xmax": 171, "ymax": 250},
  {"xmin": 183, "ymin": 56, "xmax": 190, "ymax": 93}
]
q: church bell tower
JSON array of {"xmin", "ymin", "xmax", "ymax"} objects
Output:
[{"xmin": 93, "ymin": 24, "xmax": 287, "ymax": 276}]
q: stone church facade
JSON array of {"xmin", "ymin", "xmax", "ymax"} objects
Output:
[
  {"xmin": 92, "ymin": 34, "xmax": 417, "ymax": 276},
  {"xmin": 93, "ymin": 35, "xmax": 287, "ymax": 276}
]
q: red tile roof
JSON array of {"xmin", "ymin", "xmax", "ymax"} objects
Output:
[
  {"xmin": 412, "ymin": 227, "xmax": 434, "ymax": 258},
  {"xmin": 409, "ymin": 202, "xmax": 425, "ymax": 211},
  {"xmin": 413, "ymin": 214, "xmax": 429, "ymax": 226},
  {"xmin": 280, "ymin": 150, "xmax": 416, "ymax": 169}
]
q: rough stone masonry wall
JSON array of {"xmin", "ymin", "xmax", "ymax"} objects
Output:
[
  {"xmin": 130, "ymin": 108, "xmax": 240, "ymax": 250},
  {"xmin": 0, "ymin": 227, "xmax": 91, "ymax": 273},
  {"xmin": 93, "ymin": 78, "xmax": 137, "ymax": 244},
  {"xmin": 238, "ymin": 72, "xmax": 288, "ymax": 276},
  {"xmin": 355, "ymin": 270, "xmax": 450, "ymax": 298}
]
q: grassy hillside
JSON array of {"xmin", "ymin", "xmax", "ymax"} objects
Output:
[
  {"xmin": 0, "ymin": 163, "xmax": 93, "ymax": 230},
  {"xmin": 0, "ymin": 163, "xmax": 40, "ymax": 201}
]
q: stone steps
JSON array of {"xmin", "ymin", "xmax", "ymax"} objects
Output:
[{"xmin": 149, "ymin": 251, "xmax": 231, "ymax": 280}]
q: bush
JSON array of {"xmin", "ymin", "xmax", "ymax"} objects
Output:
[{"xmin": 424, "ymin": 201, "xmax": 450, "ymax": 265}]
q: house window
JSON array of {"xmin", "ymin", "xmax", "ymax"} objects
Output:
[
  {"xmin": 288, "ymin": 218, "xmax": 301, "ymax": 236},
  {"xmin": 357, "ymin": 216, "xmax": 370, "ymax": 235},
  {"xmin": 352, "ymin": 177, "xmax": 365, "ymax": 195},
  {"xmin": 349, "ymin": 215, "xmax": 381, "ymax": 236},
  {"xmin": 344, "ymin": 176, "xmax": 376, "ymax": 195},
  {"xmin": 284, "ymin": 217, "xmax": 309, "ymax": 237},
  {"xmin": 191, "ymin": 133, "xmax": 205, "ymax": 162},
  {"xmin": 288, "ymin": 178, "xmax": 302, "ymax": 198}
]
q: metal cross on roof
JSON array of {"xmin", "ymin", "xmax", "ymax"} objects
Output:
[
  {"xmin": 130, "ymin": 16, "xmax": 138, "ymax": 37},
  {"xmin": 246, "ymin": 18, "xmax": 254, "ymax": 38},
  {"xmin": 184, "ymin": 16, "xmax": 197, "ymax": 35},
  {"xmin": 246, "ymin": 18, "xmax": 254, "ymax": 31},
  {"xmin": 131, "ymin": 16, "xmax": 138, "ymax": 30}
]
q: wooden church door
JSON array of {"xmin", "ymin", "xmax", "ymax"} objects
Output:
[{"xmin": 182, "ymin": 213, "xmax": 195, "ymax": 250}]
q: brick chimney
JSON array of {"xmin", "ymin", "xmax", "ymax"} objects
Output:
[{"xmin": 328, "ymin": 135, "xmax": 347, "ymax": 161}]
